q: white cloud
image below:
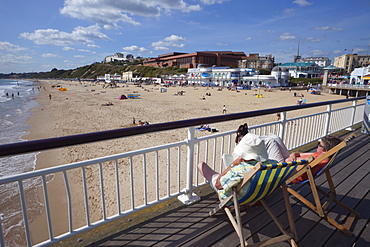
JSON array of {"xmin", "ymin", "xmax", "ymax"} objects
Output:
[
  {"xmin": 180, "ymin": 20, "xmax": 200, "ymax": 26},
  {"xmin": 42, "ymin": 53, "xmax": 59, "ymax": 58},
  {"xmin": 314, "ymin": 26, "xmax": 343, "ymax": 31},
  {"xmin": 201, "ymin": 0, "xmax": 230, "ymax": 5},
  {"xmin": 216, "ymin": 42, "xmax": 228, "ymax": 46},
  {"xmin": 245, "ymin": 37, "xmax": 252, "ymax": 40},
  {"xmin": 333, "ymin": 50, "xmax": 343, "ymax": 55},
  {"xmin": 279, "ymin": 32, "xmax": 296, "ymax": 41},
  {"xmin": 306, "ymin": 37, "xmax": 324, "ymax": 43},
  {"xmin": 284, "ymin": 8, "xmax": 296, "ymax": 14},
  {"xmin": 63, "ymin": 46, "xmax": 75, "ymax": 51},
  {"xmin": 154, "ymin": 46, "xmax": 170, "ymax": 51},
  {"xmin": 164, "ymin": 35, "xmax": 186, "ymax": 42},
  {"xmin": 20, "ymin": 24, "xmax": 110, "ymax": 46},
  {"xmin": 60, "ymin": 0, "xmax": 202, "ymax": 29},
  {"xmin": 0, "ymin": 53, "xmax": 33, "ymax": 65},
  {"xmin": 74, "ymin": 55, "xmax": 84, "ymax": 58},
  {"xmin": 151, "ymin": 35, "xmax": 186, "ymax": 50},
  {"xmin": 0, "ymin": 41, "xmax": 27, "ymax": 52},
  {"xmin": 309, "ymin": 50, "xmax": 328, "ymax": 56},
  {"xmin": 353, "ymin": 48, "xmax": 366, "ymax": 54},
  {"xmin": 123, "ymin": 45, "xmax": 149, "ymax": 53},
  {"xmin": 292, "ymin": 0, "xmax": 312, "ymax": 7},
  {"xmin": 87, "ymin": 44, "xmax": 100, "ymax": 48}
]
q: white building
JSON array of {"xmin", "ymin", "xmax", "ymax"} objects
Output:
[
  {"xmin": 301, "ymin": 57, "xmax": 331, "ymax": 67},
  {"xmin": 278, "ymin": 62, "xmax": 323, "ymax": 78},
  {"xmin": 122, "ymin": 71, "xmax": 141, "ymax": 82},
  {"xmin": 350, "ymin": 65, "xmax": 370, "ymax": 85},
  {"xmin": 104, "ymin": 53, "xmax": 127, "ymax": 63},
  {"xmin": 187, "ymin": 66, "xmax": 288, "ymax": 87},
  {"xmin": 98, "ymin": 73, "xmax": 122, "ymax": 82}
]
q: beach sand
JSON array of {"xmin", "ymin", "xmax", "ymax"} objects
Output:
[{"xmin": 24, "ymin": 79, "xmax": 346, "ymax": 244}]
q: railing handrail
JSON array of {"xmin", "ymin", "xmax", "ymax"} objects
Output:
[{"xmin": 0, "ymin": 97, "xmax": 365, "ymax": 158}]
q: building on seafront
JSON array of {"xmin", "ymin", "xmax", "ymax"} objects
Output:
[
  {"xmin": 350, "ymin": 65, "xmax": 370, "ymax": 85},
  {"xmin": 238, "ymin": 53, "xmax": 275, "ymax": 70},
  {"xmin": 104, "ymin": 53, "xmax": 134, "ymax": 63},
  {"xmin": 143, "ymin": 51, "xmax": 246, "ymax": 68},
  {"xmin": 300, "ymin": 57, "xmax": 331, "ymax": 67},
  {"xmin": 278, "ymin": 62, "xmax": 323, "ymax": 79},
  {"xmin": 186, "ymin": 65, "xmax": 288, "ymax": 87},
  {"xmin": 334, "ymin": 54, "xmax": 370, "ymax": 74}
]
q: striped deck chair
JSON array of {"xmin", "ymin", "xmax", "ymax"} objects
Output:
[
  {"xmin": 210, "ymin": 159, "xmax": 312, "ymax": 247},
  {"xmin": 285, "ymin": 133, "xmax": 360, "ymax": 236}
]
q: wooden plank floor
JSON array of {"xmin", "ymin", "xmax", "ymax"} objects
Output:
[{"xmin": 89, "ymin": 132, "xmax": 370, "ymax": 247}]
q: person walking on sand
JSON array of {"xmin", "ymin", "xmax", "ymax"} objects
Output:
[
  {"xmin": 222, "ymin": 105, "xmax": 227, "ymax": 114},
  {"xmin": 49, "ymin": 94, "xmax": 52, "ymax": 100}
]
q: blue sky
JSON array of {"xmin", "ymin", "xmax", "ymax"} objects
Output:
[{"xmin": 1, "ymin": 0, "xmax": 369, "ymax": 74}]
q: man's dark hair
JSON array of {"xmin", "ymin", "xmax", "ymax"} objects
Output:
[
  {"xmin": 321, "ymin": 136, "xmax": 341, "ymax": 151},
  {"xmin": 235, "ymin": 123, "xmax": 249, "ymax": 143}
]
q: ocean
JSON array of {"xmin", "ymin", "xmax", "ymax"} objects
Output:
[{"xmin": 0, "ymin": 79, "xmax": 43, "ymax": 246}]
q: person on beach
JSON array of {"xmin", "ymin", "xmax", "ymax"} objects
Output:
[
  {"xmin": 197, "ymin": 133, "xmax": 278, "ymax": 200},
  {"xmin": 222, "ymin": 105, "xmax": 227, "ymax": 114},
  {"xmin": 49, "ymin": 94, "xmax": 52, "ymax": 100},
  {"xmin": 234, "ymin": 123, "xmax": 342, "ymax": 183}
]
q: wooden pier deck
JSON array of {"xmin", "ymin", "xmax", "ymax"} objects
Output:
[{"xmin": 89, "ymin": 131, "xmax": 370, "ymax": 247}]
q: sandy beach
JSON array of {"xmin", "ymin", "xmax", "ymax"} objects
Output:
[{"xmin": 24, "ymin": 79, "xmax": 347, "ymax": 244}]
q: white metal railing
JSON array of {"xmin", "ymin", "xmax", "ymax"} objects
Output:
[
  {"xmin": 327, "ymin": 83, "xmax": 370, "ymax": 89},
  {"xmin": 0, "ymin": 99, "xmax": 365, "ymax": 247}
]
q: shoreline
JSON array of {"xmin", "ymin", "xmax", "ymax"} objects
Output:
[{"xmin": 24, "ymin": 79, "xmax": 347, "ymax": 244}]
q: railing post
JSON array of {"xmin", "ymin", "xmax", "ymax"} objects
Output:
[
  {"xmin": 178, "ymin": 126, "xmax": 201, "ymax": 205},
  {"xmin": 324, "ymin": 104, "xmax": 332, "ymax": 136},
  {"xmin": 0, "ymin": 214, "xmax": 5, "ymax": 247},
  {"xmin": 278, "ymin": 111, "xmax": 286, "ymax": 142},
  {"xmin": 346, "ymin": 100, "xmax": 357, "ymax": 131}
]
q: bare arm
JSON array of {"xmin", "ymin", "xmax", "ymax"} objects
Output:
[
  {"xmin": 286, "ymin": 152, "xmax": 313, "ymax": 162},
  {"xmin": 214, "ymin": 157, "xmax": 245, "ymax": 190}
]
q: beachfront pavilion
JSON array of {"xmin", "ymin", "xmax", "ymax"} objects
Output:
[
  {"xmin": 187, "ymin": 66, "xmax": 288, "ymax": 87},
  {"xmin": 278, "ymin": 62, "xmax": 324, "ymax": 79}
]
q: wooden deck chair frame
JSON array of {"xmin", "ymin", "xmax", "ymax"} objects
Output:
[
  {"xmin": 285, "ymin": 133, "xmax": 360, "ymax": 236},
  {"xmin": 209, "ymin": 160, "xmax": 312, "ymax": 247}
]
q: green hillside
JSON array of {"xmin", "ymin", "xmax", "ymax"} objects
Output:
[{"xmin": 0, "ymin": 63, "xmax": 188, "ymax": 80}]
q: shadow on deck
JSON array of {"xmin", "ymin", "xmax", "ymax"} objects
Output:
[{"xmin": 89, "ymin": 131, "xmax": 370, "ymax": 247}]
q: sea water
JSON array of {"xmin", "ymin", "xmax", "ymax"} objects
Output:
[
  {"xmin": 0, "ymin": 79, "xmax": 39, "ymax": 173},
  {"xmin": 0, "ymin": 79, "xmax": 43, "ymax": 246}
]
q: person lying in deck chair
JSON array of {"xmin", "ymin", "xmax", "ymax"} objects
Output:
[
  {"xmin": 285, "ymin": 135, "xmax": 341, "ymax": 183},
  {"xmin": 197, "ymin": 133, "xmax": 279, "ymax": 200},
  {"xmin": 234, "ymin": 123, "xmax": 342, "ymax": 184}
]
